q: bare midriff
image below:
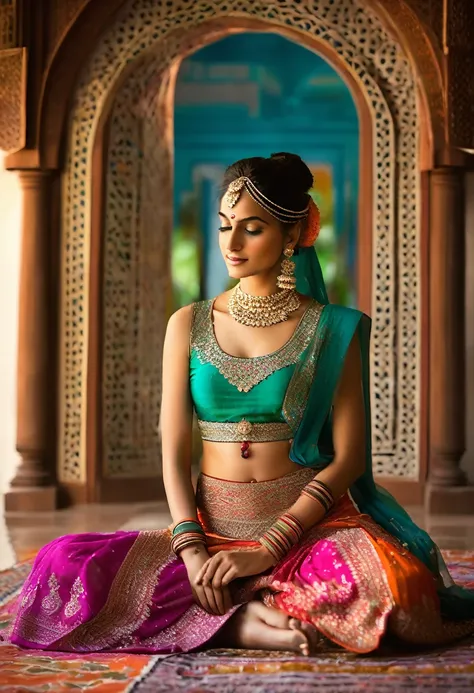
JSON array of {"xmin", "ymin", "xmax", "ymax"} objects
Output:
[{"xmin": 200, "ymin": 439, "xmax": 300, "ymax": 482}]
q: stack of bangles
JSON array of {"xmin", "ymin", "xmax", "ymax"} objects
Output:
[
  {"xmin": 170, "ymin": 519, "xmax": 207, "ymax": 555},
  {"xmin": 258, "ymin": 513, "xmax": 305, "ymax": 564},
  {"xmin": 301, "ymin": 478, "xmax": 335, "ymax": 513},
  {"xmin": 258, "ymin": 480, "xmax": 335, "ymax": 563}
]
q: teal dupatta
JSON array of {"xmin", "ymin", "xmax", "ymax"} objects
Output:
[{"xmin": 290, "ymin": 246, "xmax": 474, "ymax": 621}]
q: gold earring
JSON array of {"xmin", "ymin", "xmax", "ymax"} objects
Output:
[{"xmin": 277, "ymin": 247, "xmax": 296, "ymax": 290}]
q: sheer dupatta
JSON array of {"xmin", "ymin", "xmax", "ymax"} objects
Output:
[{"xmin": 289, "ymin": 246, "xmax": 474, "ymax": 621}]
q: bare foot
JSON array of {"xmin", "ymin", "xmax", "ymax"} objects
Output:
[
  {"xmin": 289, "ymin": 618, "xmax": 320, "ymax": 656},
  {"xmin": 215, "ymin": 601, "xmax": 319, "ymax": 655}
]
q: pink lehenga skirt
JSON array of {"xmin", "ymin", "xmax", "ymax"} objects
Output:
[{"xmin": 4, "ymin": 469, "xmax": 473, "ymax": 654}]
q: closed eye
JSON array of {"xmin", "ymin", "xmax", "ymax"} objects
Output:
[{"xmin": 218, "ymin": 226, "xmax": 263, "ymax": 235}]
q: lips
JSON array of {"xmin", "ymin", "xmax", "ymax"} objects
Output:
[{"xmin": 226, "ymin": 256, "xmax": 247, "ymax": 264}]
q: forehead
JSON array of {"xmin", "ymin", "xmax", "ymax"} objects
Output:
[{"xmin": 219, "ymin": 188, "xmax": 274, "ymax": 223}]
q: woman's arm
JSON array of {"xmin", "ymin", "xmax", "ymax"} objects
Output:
[
  {"xmin": 160, "ymin": 306, "xmax": 233, "ymax": 615},
  {"xmin": 160, "ymin": 305, "xmax": 197, "ymax": 523},
  {"xmin": 285, "ymin": 330, "xmax": 366, "ymax": 530}
]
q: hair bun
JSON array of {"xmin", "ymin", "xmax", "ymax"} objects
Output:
[{"xmin": 270, "ymin": 152, "xmax": 313, "ymax": 193}]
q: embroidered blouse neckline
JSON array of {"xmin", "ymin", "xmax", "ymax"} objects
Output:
[
  {"xmin": 191, "ymin": 298, "xmax": 323, "ymax": 393},
  {"xmin": 209, "ymin": 297, "xmax": 314, "ymax": 361}
]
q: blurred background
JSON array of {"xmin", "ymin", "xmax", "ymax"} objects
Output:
[{"xmin": 171, "ymin": 33, "xmax": 359, "ymax": 311}]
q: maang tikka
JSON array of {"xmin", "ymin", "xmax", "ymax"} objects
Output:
[{"xmin": 277, "ymin": 247, "xmax": 297, "ymax": 290}]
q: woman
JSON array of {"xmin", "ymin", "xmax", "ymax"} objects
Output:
[{"xmin": 5, "ymin": 153, "xmax": 474, "ymax": 655}]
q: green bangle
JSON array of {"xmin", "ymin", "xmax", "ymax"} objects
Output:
[{"xmin": 172, "ymin": 521, "xmax": 204, "ymax": 537}]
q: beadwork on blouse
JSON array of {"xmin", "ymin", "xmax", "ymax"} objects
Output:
[
  {"xmin": 190, "ymin": 298, "xmax": 323, "ymax": 393},
  {"xmin": 197, "ymin": 419, "xmax": 293, "ymax": 442}
]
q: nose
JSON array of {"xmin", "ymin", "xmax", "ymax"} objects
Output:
[{"xmin": 226, "ymin": 227, "xmax": 243, "ymax": 253}]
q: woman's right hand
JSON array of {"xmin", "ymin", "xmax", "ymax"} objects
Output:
[{"xmin": 181, "ymin": 544, "xmax": 233, "ymax": 616}]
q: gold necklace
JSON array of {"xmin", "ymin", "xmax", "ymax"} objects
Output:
[{"xmin": 228, "ymin": 283, "xmax": 301, "ymax": 327}]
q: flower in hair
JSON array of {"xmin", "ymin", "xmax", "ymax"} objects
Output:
[{"xmin": 299, "ymin": 198, "xmax": 321, "ymax": 247}]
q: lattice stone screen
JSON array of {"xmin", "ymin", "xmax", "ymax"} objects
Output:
[
  {"xmin": 59, "ymin": 0, "xmax": 420, "ymax": 483},
  {"xmin": 0, "ymin": 0, "xmax": 15, "ymax": 49}
]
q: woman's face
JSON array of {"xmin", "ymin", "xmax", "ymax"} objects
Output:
[{"xmin": 218, "ymin": 189, "xmax": 290, "ymax": 281}]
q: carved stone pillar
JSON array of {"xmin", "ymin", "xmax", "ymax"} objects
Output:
[
  {"xmin": 426, "ymin": 167, "xmax": 474, "ymax": 513},
  {"xmin": 4, "ymin": 170, "xmax": 57, "ymax": 512}
]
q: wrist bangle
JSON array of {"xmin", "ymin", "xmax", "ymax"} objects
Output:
[
  {"xmin": 172, "ymin": 520, "xmax": 205, "ymax": 537},
  {"xmin": 170, "ymin": 531, "xmax": 207, "ymax": 556},
  {"xmin": 259, "ymin": 512, "xmax": 305, "ymax": 563},
  {"xmin": 301, "ymin": 479, "xmax": 334, "ymax": 513}
]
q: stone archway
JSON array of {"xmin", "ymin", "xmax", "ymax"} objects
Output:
[{"xmin": 57, "ymin": 0, "xmax": 423, "ymax": 498}]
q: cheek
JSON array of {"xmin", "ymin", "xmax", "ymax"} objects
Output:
[
  {"xmin": 218, "ymin": 233, "xmax": 227, "ymax": 253},
  {"xmin": 252, "ymin": 234, "xmax": 283, "ymax": 264}
]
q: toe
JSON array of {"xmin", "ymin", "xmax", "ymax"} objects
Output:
[{"xmin": 299, "ymin": 621, "xmax": 320, "ymax": 655}]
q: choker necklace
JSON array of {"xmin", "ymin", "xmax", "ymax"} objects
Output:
[{"xmin": 228, "ymin": 283, "xmax": 301, "ymax": 327}]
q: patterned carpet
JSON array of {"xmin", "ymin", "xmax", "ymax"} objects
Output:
[{"xmin": 0, "ymin": 551, "xmax": 473, "ymax": 692}]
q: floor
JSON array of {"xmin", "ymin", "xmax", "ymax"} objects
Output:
[
  {"xmin": 2, "ymin": 500, "xmax": 474, "ymax": 572},
  {"xmin": 0, "ymin": 500, "xmax": 172, "ymax": 571}
]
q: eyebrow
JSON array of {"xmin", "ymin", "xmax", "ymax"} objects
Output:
[{"xmin": 218, "ymin": 212, "xmax": 269, "ymax": 225}]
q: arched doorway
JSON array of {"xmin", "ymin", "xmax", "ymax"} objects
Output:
[
  {"xmin": 54, "ymin": 1, "xmax": 427, "ymax": 504},
  {"xmin": 172, "ymin": 33, "xmax": 359, "ymax": 309},
  {"xmin": 14, "ymin": 0, "xmax": 474, "ymax": 514}
]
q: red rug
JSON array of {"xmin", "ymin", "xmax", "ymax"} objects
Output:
[{"xmin": 1, "ymin": 551, "xmax": 473, "ymax": 692}]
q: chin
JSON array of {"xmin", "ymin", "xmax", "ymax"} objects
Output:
[{"xmin": 226, "ymin": 264, "xmax": 252, "ymax": 279}]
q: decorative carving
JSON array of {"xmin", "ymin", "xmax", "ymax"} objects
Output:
[
  {"xmin": 375, "ymin": 0, "xmax": 445, "ymax": 149},
  {"xmin": 445, "ymin": 0, "xmax": 474, "ymax": 49},
  {"xmin": 60, "ymin": 0, "xmax": 421, "ymax": 482},
  {"xmin": 445, "ymin": 1, "xmax": 474, "ymax": 148},
  {"xmin": 0, "ymin": 0, "xmax": 15, "ymax": 49},
  {"xmin": 0, "ymin": 47, "xmax": 26, "ymax": 153},
  {"xmin": 447, "ymin": 48, "xmax": 474, "ymax": 149},
  {"xmin": 100, "ymin": 64, "xmax": 174, "ymax": 478}
]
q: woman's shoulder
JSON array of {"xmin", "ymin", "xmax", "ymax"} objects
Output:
[
  {"xmin": 319, "ymin": 302, "xmax": 370, "ymax": 326},
  {"xmin": 165, "ymin": 298, "xmax": 215, "ymax": 344},
  {"xmin": 168, "ymin": 297, "xmax": 211, "ymax": 322},
  {"xmin": 165, "ymin": 303, "xmax": 196, "ymax": 342}
]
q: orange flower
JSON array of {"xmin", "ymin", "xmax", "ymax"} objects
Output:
[{"xmin": 299, "ymin": 199, "xmax": 320, "ymax": 247}]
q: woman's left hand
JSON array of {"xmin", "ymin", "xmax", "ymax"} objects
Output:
[{"xmin": 195, "ymin": 547, "xmax": 275, "ymax": 588}]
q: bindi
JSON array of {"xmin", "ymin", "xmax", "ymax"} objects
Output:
[{"xmin": 230, "ymin": 214, "xmax": 235, "ymax": 219}]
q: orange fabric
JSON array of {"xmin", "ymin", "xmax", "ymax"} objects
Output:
[{"xmin": 199, "ymin": 494, "xmax": 474, "ymax": 649}]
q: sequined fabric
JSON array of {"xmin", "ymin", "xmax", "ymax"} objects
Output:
[
  {"xmin": 197, "ymin": 419, "xmax": 293, "ymax": 442},
  {"xmin": 282, "ymin": 314, "xmax": 325, "ymax": 433},
  {"xmin": 196, "ymin": 468, "xmax": 315, "ymax": 539},
  {"xmin": 6, "ymin": 481, "xmax": 474, "ymax": 654},
  {"xmin": 59, "ymin": 531, "xmax": 173, "ymax": 651},
  {"xmin": 269, "ymin": 528, "xmax": 394, "ymax": 652},
  {"xmin": 190, "ymin": 299, "xmax": 323, "ymax": 393}
]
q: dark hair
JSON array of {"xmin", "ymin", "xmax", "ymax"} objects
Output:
[{"xmin": 221, "ymin": 152, "xmax": 313, "ymax": 220}]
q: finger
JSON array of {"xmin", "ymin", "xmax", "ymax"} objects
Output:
[
  {"xmin": 221, "ymin": 567, "xmax": 237, "ymax": 586},
  {"xmin": 193, "ymin": 587, "xmax": 211, "ymax": 614},
  {"xmin": 195, "ymin": 558, "xmax": 212, "ymax": 585},
  {"xmin": 211, "ymin": 561, "xmax": 230, "ymax": 589},
  {"xmin": 212, "ymin": 586, "xmax": 225, "ymax": 615},
  {"xmin": 201, "ymin": 556, "xmax": 222, "ymax": 586},
  {"xmin": 203, "ymin": 584, "xmax": 219, "ymax": 615}
]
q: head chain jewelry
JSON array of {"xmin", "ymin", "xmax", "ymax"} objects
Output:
[{"xmin": 223, "ymin": 176, "xmax": 320, "ymax": 246}]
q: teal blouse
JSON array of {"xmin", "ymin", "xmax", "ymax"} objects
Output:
[{"xmin": 189, "ymin": 299, "xmax": 323, "ymax": 427}]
